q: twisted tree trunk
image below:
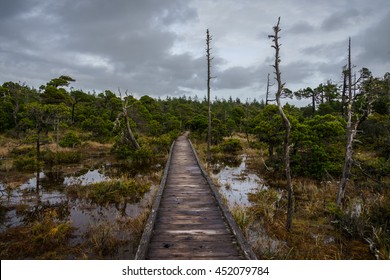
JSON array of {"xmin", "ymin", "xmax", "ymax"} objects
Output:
[{"xmin": 269, "ymin": 17, "xmax": 293, "ymax": 231}]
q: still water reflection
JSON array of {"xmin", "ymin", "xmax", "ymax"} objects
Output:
[
  {"xmin": 0, "ymin": 162, "xmax": 158, "ymax": 258},
  {"xmin": 210, "ymin": 155, "xmax": 268, "ymax": 208}
]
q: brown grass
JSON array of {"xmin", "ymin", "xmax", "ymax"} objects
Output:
[
  {"xmin": 194, "ymin": 133, "xmax": 378, "ymax": 260},
  {"xmin": 0, "ymin": 209, "xmax": 79, "ymax": 259},
  {"xmin": 247, "ymin": 176, "xmax": 376, "ymax": 259}
]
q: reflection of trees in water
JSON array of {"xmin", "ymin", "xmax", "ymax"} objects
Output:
[
  {"xmin": 211, "ymin": 155, "xmax": 242, "ymax": 174},
  {"xmin": 104, "ymin": 159, "xmax": 165, "ymax": 179},
  {"xmin": 21, "ymin": 200, "xmax": 70, "ymax": 224},
  {"xmin": 40, "ymin": 169, "xmax": 65, "ymax": 191},
  {"xmin": 1, "ymin": 158, "xmax": 155, "ymax": 259}
]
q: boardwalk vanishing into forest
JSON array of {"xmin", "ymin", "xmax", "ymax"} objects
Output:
[{"xmin": 136, "ymin": 133, "xmax": 256, "ymax": 260}]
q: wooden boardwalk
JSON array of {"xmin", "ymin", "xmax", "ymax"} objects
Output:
[{"xmin": 136, "ymin": 134, "xmax": 256, "ymax": 260}]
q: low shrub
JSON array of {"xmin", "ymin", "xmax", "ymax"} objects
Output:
[
  {"xmin": 14, "ymin": 156, "xmax": 38, "ymax": 171},
  {"xmin": 59, "ymin": 131, "xmax": 81, "ymax": 148},
  {"xmin": 66, "ymin": 179, "xmax": 150, "ymax": 205},
  {"xmin": 42, "ymin": 150, "xmax": 82, "ymax": 165},
  {"xmin": 219, "ymin": 138, "xmax": 243, "ymax": 153},
  {"xmin": 10, "ymin": 146, "xmax": 35, "ymax": 156}
]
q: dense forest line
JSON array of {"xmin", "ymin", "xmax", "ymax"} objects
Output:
[{"xmin": 0, "ymin": 68, "xmax": 390, "ymax": 259}]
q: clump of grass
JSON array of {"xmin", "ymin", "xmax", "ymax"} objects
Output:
[
  {"xmin": 10, "ymin": 145, "xmax": 35, "ymax": 156},
  {"xmin": 0, "ymin": 209, "xmax": 74, "ymax": 259},
  {"xmin": 371, "ymin": 226, "xmax": 390, "ymax": 259},
  {"xmin": 87, "ymin": 221, "xmax": 122, "ymax": 258},
  {"xmin": 86, "ymin": 209, "xmax": 151, "ymax": 259},
  {"xmin": 248, "ymin": 189, "xmax": 284, "ymax": 223},
  {"xmin": 119, "ymin": 209, "xmax": 151, "ymax": 248},
  {"xmin": 66, "ymin": 178, "xmax": 150, "ymax": 205},
  {"xmin": 249, "ymin": 221, "xmax": 290, "ymax": 259},
  {"xmin": 13, "ymin": 156, "xmax": 38, "ymax": 171},
  {"xmin": 231, "ymin": 204, "xmax": 251, "ymax": 234},
  {"xmin": 42, "ymin": 150, "xmax": 83, "ymax": 165},
  {"xmin": 31, "ymin": 210, "xmax": 72, "ymax": 247}
]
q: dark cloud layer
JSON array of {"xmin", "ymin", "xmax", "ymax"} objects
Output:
[{"xmin": 0, "ymin": 0, "xmax": 389, "ymax": 101}]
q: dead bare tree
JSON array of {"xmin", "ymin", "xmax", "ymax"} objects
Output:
[
  {"xmin": 336, "ymin": 38, "xmax": 354, "ymax": 206},
  {"xmin": 118, "ymin": 89, "xmax": 140, "ymax": 150},
  {"xmin": 206, "ymin": 29, "xmax": 213, "ymax": 163},
  {"xmin": 336, "ymin": 38, "xmax": 376, "ymax": 207},
  {"xmin": 269, "ymin": 17, "xmax": 293, "ymax": 231}
]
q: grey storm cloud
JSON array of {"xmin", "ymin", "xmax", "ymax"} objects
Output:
[
  {"xmin": 0, "ymin": 0, "xmax": 389, "ymax": 100},
  {"xmin": 320, "ymin": 8, "xmax": 364, "ymax": 32},
  {"xmin": 355, "ymin": 11, "xmax": 390, "ymax": 69}
]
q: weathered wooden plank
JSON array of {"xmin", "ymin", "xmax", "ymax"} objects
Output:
[
  {"xmin": 154, "ymin": 223, "xmax": 229, "ymax": 231},
  {"xmin": 156, "ymin": 217, "xmax": 226, "ymax": 224},
  {"xmin": 150, "ymin": 242, "xmax": 238, "ymax": 256},
  {"xmin": 159, "ymin": 201, "xmax": 217, "ymax": 208},
  {"xmin": 149, "ymin": 233, "xmax": 234, "ymax": 243},
  {"xmin": 146, "ymin": 250, "xmax": 241, "ymax": 258}
]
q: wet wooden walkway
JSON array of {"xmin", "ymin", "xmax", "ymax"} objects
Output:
[{"xmin": 136, "ymin": 134, "xmax": 256, "ymax": 260}]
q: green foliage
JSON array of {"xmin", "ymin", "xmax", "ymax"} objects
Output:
[
  {"xmin": 186, "ymin": 114, "xmax": 208, "ymax": 133},
  {"xmin": 42, "ymin": 150, "xmax": 83, "ymax": 165},
  {"xmin": 148, "ymin": 132, "xmax": 178, "ymax": 154},
  {"xmin": 326, "ymin": 202, "xmax": 343, "ymax": 219},
  {"xmin": 360, "ymin": 113, "xmax": 390, "ymax": 159},
  {"xmin": 46, "ymin": 75, "xmax": 75, "ymax": 88},
  {"xmin": 130, "ymin": 147, "xmax": 154, "ymax": 164},
  {"xmin": 211, "ymin": 118, "xmax": 228, "ymax": 145},
  {"xmin": 292, "ymin": 114, "xmax": 345, "ymax": 179},
  {"xmin": 81, "ymin": 116, "xmax": 113, "ymax": 141},
  {"xmin": 162, "ymin": 113, "xmax": 180, "ymax": 133},
  {"xmin": 14, "ymin": 156, "xmax": 38, "ymax": 171},
  {"xmin": 59, "ymin": 131, "xmax": 81, "ymax": 148},
  {"xmin": 219, "ymin": 138, "xmax": 243, "ymax": 153}
]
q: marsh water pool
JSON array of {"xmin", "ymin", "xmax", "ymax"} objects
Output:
[
  {"xmin": 1, "ymin": 151, "xmax": 274, "ymax": 259},
  {"xmin": 0, "ymin": 159, "xmax": 161, "ymax": 259},
  {"xmin": 210, "ymin": 155, "xmax": 268, "ymax": 208}
]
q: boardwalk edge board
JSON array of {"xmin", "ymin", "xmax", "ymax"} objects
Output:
[
  {"xmin": 188, "ymin": 139, "xmax": 258, "ymax": 260},
  {"xmin": 135, "ymin": 140, "xmax": 176, "ymax": 260}
]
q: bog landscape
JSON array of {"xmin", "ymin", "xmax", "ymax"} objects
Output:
[{"xmin": 0, "ymin": 2, "xmax": 389, "ymax": 260}]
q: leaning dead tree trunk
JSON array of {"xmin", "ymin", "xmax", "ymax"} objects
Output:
[
  {"xmin": 118, "ymin": 89, "xmax": 140, "ymax": 150},
  {"xmin": 269, "ymin": 17, "xmax": 293, "ymax": 231},
  {"xmin": 336, "ymin": 38, "xmax": 354, "ymax": 206},
  {"xmin": 206, "ymin": 29, "xmax": 213, "ymax": 163}
]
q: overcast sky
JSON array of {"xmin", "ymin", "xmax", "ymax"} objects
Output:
[{"xmin": 1, "ymin": 0, "xmax": 389, "ymax": 103}]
